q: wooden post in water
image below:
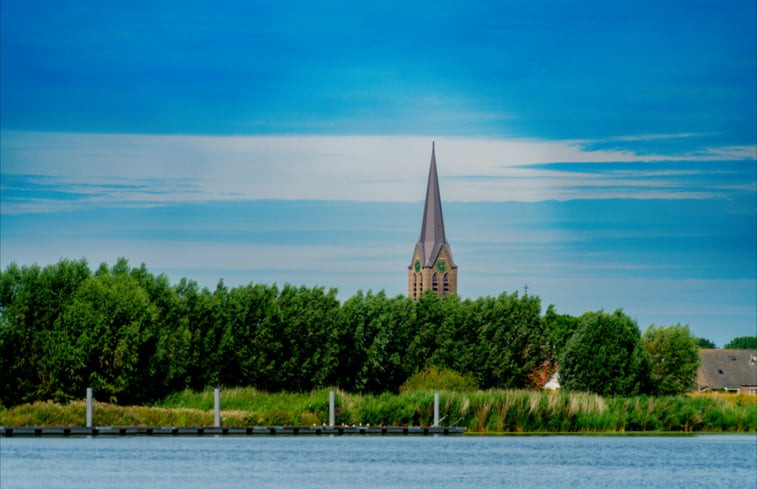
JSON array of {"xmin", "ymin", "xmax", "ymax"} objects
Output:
[
  {"xmin": 86, "ymin": 388, "xmax": 93, "ymax": 428},
  {"xmin": 433, "ymin": 392, "xmax": 440, "ymax": 427},
  {"xmin": 329, "ymin": 391, "xmax": 335, "ymax": 427},
  {"xmin": 214, "ymin": 388, "xmax": 221, "ymax": 428}
]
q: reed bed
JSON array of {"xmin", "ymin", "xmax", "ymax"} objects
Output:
[{"xmin": 2, "ymin": 389, "xmax": 754, "ymax": 433}]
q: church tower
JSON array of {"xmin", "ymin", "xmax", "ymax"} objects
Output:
[{"xmin": 408, "ymin": 142, "xmax": 457, "ymax": 299}]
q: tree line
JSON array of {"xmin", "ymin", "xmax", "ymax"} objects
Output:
[
  {"xmin": 0, "ymin": 258, "xmax": 729, "ymax": 408},
  {"xmin": 0, "ymin": 258, "xmax": 552, "ymax": 406}
]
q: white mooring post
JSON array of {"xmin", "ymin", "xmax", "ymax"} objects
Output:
[
  {"xmin": 214, "ymin": 388, "xmax": 221, "ymax": 428},
  {"xmin": 86, "ymin": 387, "xmax": 93, "ymax": 428},
  {"xmin": 433, "ymin": 392, "xmax": 440, "ymax": 427},
  {"xmin": 329, "ymin": 391, "xmax": 335, "ymax": 427}
]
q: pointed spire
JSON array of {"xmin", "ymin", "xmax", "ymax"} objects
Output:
[
  {"xmin": 409, "ymin": 142, "xmax": 457, "ymax": 298},
  {"xmin": 418, "ymin": 141, "xmax": 449, "ymax": 266}
]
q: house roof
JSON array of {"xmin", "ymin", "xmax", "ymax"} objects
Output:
[
  {"xmin": 696, "ymin": 349, "xmax": 757, "ymax": 390},
  {"xmin": 543, "ymin": 371, "xmax": 561, "ymax": 390},
  {"xmin": 413, "ymin": 142, "xmax": 456, "ymax": 268}
]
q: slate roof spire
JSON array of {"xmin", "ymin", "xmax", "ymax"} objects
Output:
[{"xmin": 416, "ymin": 142, "xmax": 456, "ymax": 268}]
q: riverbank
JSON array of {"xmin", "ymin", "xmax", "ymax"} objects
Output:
[{"xmin": 2, "ymin": 389, "xmax": 755, "ymax": 433}]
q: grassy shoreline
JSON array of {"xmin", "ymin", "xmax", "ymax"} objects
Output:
[{"xmin": 2, "ymin": 389, "xmax": 755, "ymax": 433}]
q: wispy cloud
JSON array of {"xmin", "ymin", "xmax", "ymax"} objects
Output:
[
  {"xmin": 578, "ymin": 131, "xmax": 757, "ymax": 158},
  {"xmin": 2, "ymin": 131, "xmax": 754, "ymax": 213}
]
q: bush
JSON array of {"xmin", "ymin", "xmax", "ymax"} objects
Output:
[{"xmin": 399, "ymin": 366, "xmax": 478, "ymax": 393}]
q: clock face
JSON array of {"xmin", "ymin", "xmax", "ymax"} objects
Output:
[
  {"xmin": 436, "ymin": 260, "xmax": 446, "ymax": 273},
  {"xmin": 414, "ymin": 260, "xmax": 421, "ymax": 273}
]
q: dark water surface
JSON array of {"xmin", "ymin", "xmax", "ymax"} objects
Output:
[{"xmin": 1, "ymin": 435, "xmax": 755, "ymax": 488}]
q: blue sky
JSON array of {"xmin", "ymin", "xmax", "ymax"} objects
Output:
[{"xmin": 1, "ymin": 1, "xmax": 755, "ymax": 347}]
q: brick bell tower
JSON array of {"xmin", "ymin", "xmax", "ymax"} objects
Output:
[{"xmin": 408, "ymin": 142, "xmax": 458, "ymax": 299}]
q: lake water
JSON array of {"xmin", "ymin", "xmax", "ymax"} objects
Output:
[{"xmin": 1, "ymin": 435, "xmax": 755, "ymax": 489}]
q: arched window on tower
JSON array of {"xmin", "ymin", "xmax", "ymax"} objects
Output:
[
  {"xmin": 413, "ymin": 274, "xmax": 417, "ymax": 299},
  {"xmin": 419, "ymin": 276, "xmax": 423, "ymax": 294},
  {"xmin": 432, "ymin": 273, "xmax": 438, "ymax": 293},
  {"xmin": 443, "ymin": 273, "xmax": 449, "ymax": 295}
]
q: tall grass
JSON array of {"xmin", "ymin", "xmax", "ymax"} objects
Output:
[
  {"xmin": 161, "ymin": 388, "xmax": 333, "ymax": 426},
  {"xmin": 2, "ymin": 389, "xmax": 755, "ymax": 433},
  {"xmin": 0, "ymin": 400, "xmax": 213, "ymax": 427}
]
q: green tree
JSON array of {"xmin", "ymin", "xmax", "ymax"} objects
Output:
[
  {"xmin": 559, "ymin": 309, "xmax": 651, "ymax": 396},
  {"xmin": 434, "ymin": 296, "xmax": 480, "ymax": 379},
  {"xmin": 184, "ymin": 280, "xmax": 229, "ymax": 389},
  {"xmin": 0, "ymin": 259, "xmax": 91, "ymax": 406},
  {"xmin": 219, "ymin": 282, "xmax": 278, "ymax": 387},
  {"xmin": 175, "ymin": 278, "xmax": 214, "ymax": 390},
  {"xmin": 724, "ymin": 336, "xmax": 757, "ymax": 349},
  {"xmin": 130, "ymin": 264, "xmax": 191, "ymax": 399},
  {"xmin": 642, "ymin": 324, "xmax": 700, "ymax": 395},
  {"xmin": 694, "ymin": 337, "xmax": 717, "ymax": 349},
  {"xmin": 251, "ymin": 284, "xmax": 339, "ymax": 391},
  {"xmin": 45, "ymin": 261, "xmax": 158, "ymax": 403},
  {"xmin": 405, "ymin": 293, "xmax": 479, "ymax": 386},
  {"xmin": 544, "ymin": 305, "xmax": 579, "ymax": 356},
  {"xmin": 336, "ymin": 290, "xmax": 376, "ymax": 391},
  {"xmin": 378, "ymin": 294, "xmax": 418, "ymax": 391},
  {"xmin": 474, "ymin": 292, "xmax": 551, "ymax": 389},
  {"xmin": 336, "ymin": 291, "xmax": 415, "ymax": 393},
  {"xmin": 405, "ymin": 291, "xmax": 445, "ymax": 376}
]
